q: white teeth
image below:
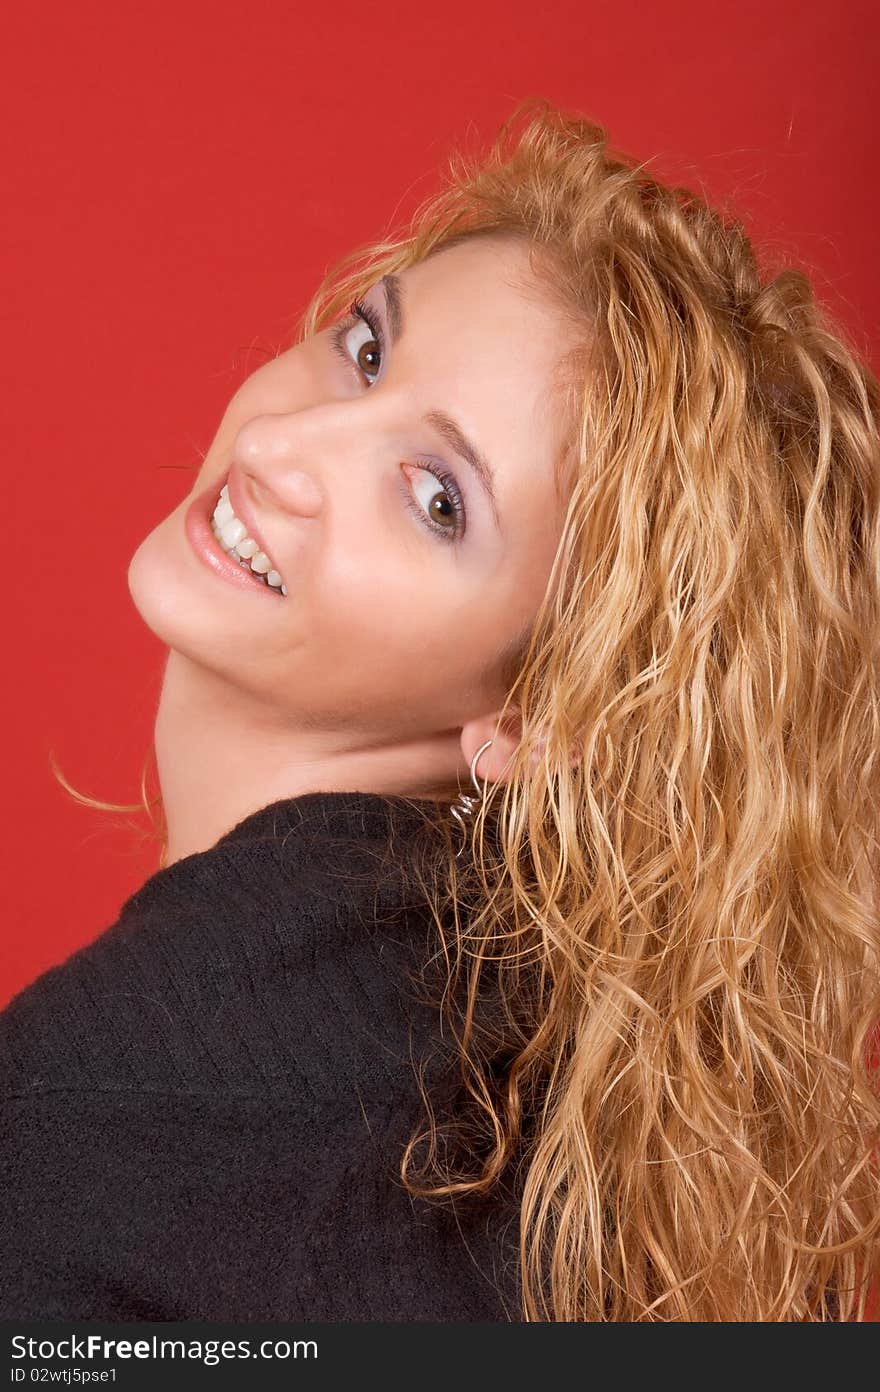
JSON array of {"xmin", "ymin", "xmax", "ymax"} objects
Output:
[
  {"xmin": 209, "ymin": 485, "xmax": 286, "ymax": 594},
  {"xmin": 219, "ymin": 518, "xmax": 246, "ymax": 548}
]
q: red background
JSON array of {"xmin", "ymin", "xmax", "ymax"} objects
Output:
[{"xmin": 2, "ymin": 0, "xmax": 878, "ymax": 1008}]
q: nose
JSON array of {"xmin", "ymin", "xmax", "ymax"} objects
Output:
[{"xmin": 234, "ymin": 415, "xmax": 324, "ymax": 519}]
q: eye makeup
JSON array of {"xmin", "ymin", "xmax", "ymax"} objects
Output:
[{"xmin": 330, "ymin": 296, "xmax": 467, "ymax": 545}]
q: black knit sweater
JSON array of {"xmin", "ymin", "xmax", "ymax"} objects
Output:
[{"xmin": 0, "ymin": 791, "xmax": 522, "ymax": 1321}]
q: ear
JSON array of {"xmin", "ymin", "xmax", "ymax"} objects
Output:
[
  {"xmin": 458, "ymin": 707, "xmax": 528, "ymax": 787},
  {"xmin": 459, "ymin": 709, "xmax": 582, "ymax": 787}
]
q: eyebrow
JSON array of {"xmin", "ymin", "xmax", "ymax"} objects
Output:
[{"xmin": 379, "ymin": 273, "xmax": 502, "ymax": 534}]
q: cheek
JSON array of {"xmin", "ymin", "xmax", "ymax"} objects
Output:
[
  {"xmin": 310, "ymin": 534, "xmax": 467, "ymax": 654},
  {"xmin": 307, "ymin": 545, "xmax": 490, "ymax": 707}
]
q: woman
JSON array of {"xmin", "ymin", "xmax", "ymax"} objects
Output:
[{"xmin": 3, "ymin": 97, "xmax": 879, "ymax": 1322}]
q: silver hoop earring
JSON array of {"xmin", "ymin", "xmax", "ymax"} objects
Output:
[{"xmin": 450, "ymin": 737, "xmax": 494, "ymax": 859}]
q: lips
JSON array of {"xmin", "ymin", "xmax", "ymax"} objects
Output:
[{"xmin": 224, "ymin": 465, "xmax": 285, "ymax": 585}]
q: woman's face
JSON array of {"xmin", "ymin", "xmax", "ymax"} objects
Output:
[{"xmin": 128, "ymin": 234, "xmax": 577, "ymax": 763}]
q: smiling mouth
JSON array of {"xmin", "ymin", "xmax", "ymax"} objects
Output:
[{"xmin": 209, "ymin": 483, "xmax": 288, "ymax": 595}]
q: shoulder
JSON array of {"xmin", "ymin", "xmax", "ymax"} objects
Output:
[
  {"xmin": 0, "ymin": 794, "xmax": 524, "ymax": 1322},
  {"xmin": 0, "ymin": 805, "xmax": 439, "ymax": 1101}
]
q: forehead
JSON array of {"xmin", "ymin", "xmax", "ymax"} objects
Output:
[{"xmin": 399, "ymin": 234, "xmax": 565, "ymax": 347}]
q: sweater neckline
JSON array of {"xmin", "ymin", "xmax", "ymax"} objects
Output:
[
  {"xmin": 210, "ymin": 788, "xmax": 448, "ymax": 851},
  {"xmin": 116, "ymin": 790, "xmax": 451, "ymax": 929}
]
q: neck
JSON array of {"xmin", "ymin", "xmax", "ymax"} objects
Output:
[{"xmin": 154, "ymin": 651, "xmax": 456, "ymax": 866}]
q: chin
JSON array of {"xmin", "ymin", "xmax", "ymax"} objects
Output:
[{"xmin": 127, "ymin": 510, "xmax": 201, "ymax": 651}]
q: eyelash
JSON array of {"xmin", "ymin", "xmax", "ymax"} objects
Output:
[{"xmin": 330, "ymin": 297, "xmax": 466, "ymax": 545}]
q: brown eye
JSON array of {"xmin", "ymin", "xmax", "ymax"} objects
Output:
[
  {"xmin": 356, "ymin": 336, "xmax": 381, "ymax": 377},
  {"xmin": 400, "ymin": 461, "xmax": 466, "ymax": 544},
  {"xmin": 403, "ymin": 464, "xmax": 456, "ymax": 531},
  {"xmin": 332, "ymin": 309, "xmax": 384, "ymax": 386}
]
